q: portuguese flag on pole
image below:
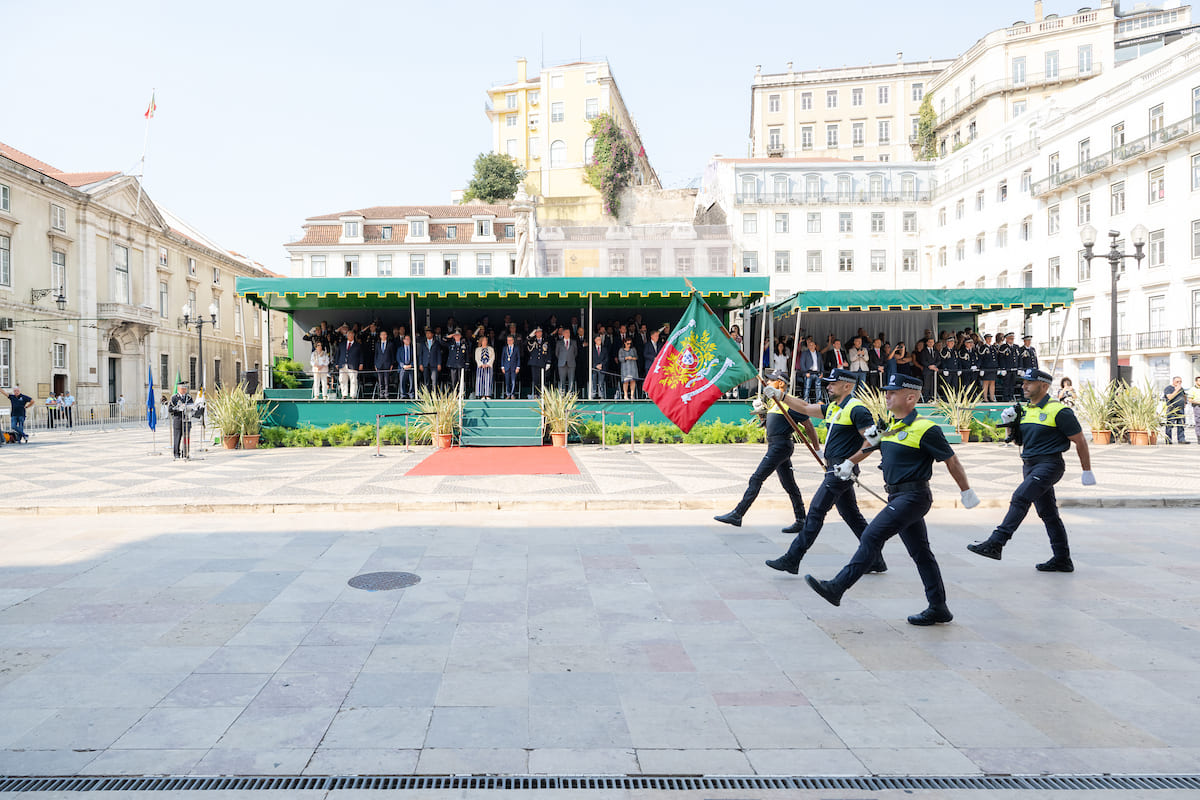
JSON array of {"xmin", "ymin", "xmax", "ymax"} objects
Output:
[{"xmin": 643, "ymin": 291, "xmax": 758, "ymax": 433}]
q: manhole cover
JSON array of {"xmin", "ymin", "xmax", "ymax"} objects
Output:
[{"xmin": 347, "ymin": 571, "xmax": 421, "ymax": 591}]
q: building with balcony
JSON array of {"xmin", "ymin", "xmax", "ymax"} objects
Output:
[
  {"xmin": 701, "ymin": 157, "xmax": 934, "ymax": 300},
  {"xmin": 749, "ymin": 56, "xmax": 951, "ymax": 163},
  {"xmin": 0, "ymin": 141, "xmax": 274, "ymax": 409},
  {"xmin": 926, "ymin": 33, "xmax": 1200, "ymax": 388},
  {"xmin": 485, "ymin": 58, "xmax": 659, "ymax": 223}
]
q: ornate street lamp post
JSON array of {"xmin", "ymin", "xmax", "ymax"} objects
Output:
[
  {"xmin": 1079, "ymin": 224, "xmax": 1146, "ymax": 385},
  {"xmin": 182, "ymin": 302, "xmax": 219, "ymax": 392}
]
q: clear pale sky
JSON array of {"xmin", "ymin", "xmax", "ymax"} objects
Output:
[{"xmin": 2, "ymin": 1, "xmax": 1079, "ymax": 272}]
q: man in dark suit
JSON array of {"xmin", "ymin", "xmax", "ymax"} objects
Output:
[
  {"xmin": 556, "ymin": 327, "xmax": 579, "ymax": 392},
  {"xmin": 335, "ymin": 329, "xmax": 364, "ymax": 398},
  {"xmin": 417, "ymin": 327, "xmax": 443, "ymax": 391},
  {"xmin": 642, "ymin": 329, "xmax": 663, "ymax": 379},
  {"xmin": 397, "ymin": 334, "xmax": 415, "ymax": 399},
  {"xmin": 797, "ymin": 339, "xmax": 824, "ymax": 402},
  {"xmin": 373, "ymin": 329, "xmax": 397, "ymax": 398},
  {"xmin": 823, "ymin": 338, "xmax": 848, "ymax": 373},
  {"xmin": 867, "ymin": 338, "xmax": 887, "ymax": 389},
  {"xmin": 918, "ymin": 337, "xmax": 941, "ymax": 401},
  {"xmin": 500, "ymin": 334, "xmax": 522, "ymax": 399},
  {"xmin": 590, "ymin": 334, "xmax": 610, "ymax": 399}
]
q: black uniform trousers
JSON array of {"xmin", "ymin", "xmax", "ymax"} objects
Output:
[
  {"xmin": 734, "ymin": 437, "xmax": 806, "ymax": 520},
  {"xmin": 777, "ymin": 470, "xmax": 884, "ymax": 569},
  {"xmin": 991, "ymin": 454, "xmax": 1069, "ymax": 558},
  {"xmin": 828, "ymin": 488, "xmax": 946, "ymax": 606},
  {"xmin": 922, "ymin": 370, "xmax": 938, "ymax": 401},
  {"xmin": 171, "ymin": 417, "xmax": 190, "ymax": 458}
]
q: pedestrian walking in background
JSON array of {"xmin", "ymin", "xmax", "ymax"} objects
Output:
[{"xmin": 1163, "ymin": 376, "xmax": 1188, "ymax": 444}]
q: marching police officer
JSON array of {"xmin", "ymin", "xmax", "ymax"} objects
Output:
[
  {"xmin": 715, "ymin": 369, "xmax": 818, "ymax": 530},
  {"xmin": 998, "ymin": 332, "xmax": 1021, "ymax": 402},
  {"xmin": 762, "ymin": 368, "xmax": 887, "ymax": 574},
  {"xmin": 804, "ymin": 373, "xmax": 980, "ymax": 625},
  {"xmin": 967, "ymin": 368, "xmax": 1094, "ymax": 572}
]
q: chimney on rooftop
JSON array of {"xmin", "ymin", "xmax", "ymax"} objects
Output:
[
  {"xmin": 517, "ymin": 57, "xmax": 527, "ymax": 83},
  {"xmin": 1034, "ymin": 0, "xmax": 1044, "ymax": 21},
  {"xmin": 897, "ymin": 51, "xmax": 903, "ymax": 62}
]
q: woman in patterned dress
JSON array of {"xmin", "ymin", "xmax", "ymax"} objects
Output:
[{"xmin": 474, "ymin": 336, "xmax": 495, "ymax": 398}]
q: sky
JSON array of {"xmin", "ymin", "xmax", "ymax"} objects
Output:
[{"xmin": 1, "ymin": 1, "xmax": 1085, "ymax": 273}]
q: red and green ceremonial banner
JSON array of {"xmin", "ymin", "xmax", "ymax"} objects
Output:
[{"xmin": 643, "ymin": 292, "xmax": 757, "ymax": 432}]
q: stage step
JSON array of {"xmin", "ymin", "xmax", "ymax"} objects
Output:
[{"xmin": 460, "ymin": 400, "xmax": 544, "ymax": 447}]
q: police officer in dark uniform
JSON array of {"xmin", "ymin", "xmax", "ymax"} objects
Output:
[
  {"xmin": 445, "ymin": 330, "xmax": 469, "ymax": 393},
  {"xmin": 978, "ymin": 333, "xmax": 999, "ymax": 401},
  {"xmin": 168, "ymin": 380, "xmax": 194, "ymax": 460},
  {"xmin": 761, "ymin": 368, "xmax": 887, "ymax": 574},
  {"xmin": 526, "ymin": 327, "xmax": 552, "ymax": 397},
  {"xmin": 998, "ymin": 332, "xmax": 1021, "ymax": 402},
  {"xmin": 1018, "ymin": 335, "xmax": 1039, "ymax": 401},
  {"xmin": 938, "ymin": 338, "xmax": 961, "ymax": 396},
  {"xmin": 967, "ymin": 368, "xmax": 1094, "ymax": 572},
  {"xmin": 959, "ymin": 338, "xmax": 981, "ymax": 395},
  {"xmin": 714, "ymin": 369, "xmax": 817, "ymax": 530},
  {"xmin": 804, "ymin": 373, "xmax": 980, "ymax": 625}
]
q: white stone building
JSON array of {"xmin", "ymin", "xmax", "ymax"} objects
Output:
[
  {"xmin": 0, "ymin": 142, "xmax": 274, "ymax": 411},
  {"xmin": 702, "ymin": 158, "xmax": 934, "ymax": 300}
]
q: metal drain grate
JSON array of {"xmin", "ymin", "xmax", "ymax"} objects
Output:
[
  {"xmin": 2, "ymin": 773, "xmax": 1200, "ymax": 792},
  {"xmin": 346, "ymin": 571, "xmax": 421, "ymax": 591}
]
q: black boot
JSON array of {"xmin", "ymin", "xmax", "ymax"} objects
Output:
[
  {"xmin": 781, "ymin": 519, "xmax": 804, "ymax": 534},
  {"xmin": 1036, "ymin": 556, "xmax": 1074, "ymax": 572},
  {"xmin": 765, "ymin": 556, "xmax": 799, "ymax": 575},
  {"xmin": 804, "ymin": 575, "xmax": 842, "ymax": 607},
  {"xmin": 967, "ymin": 537, "xmax": 1005, "ymax": 560},
  {"xmin": 907, "ymin": 604, "xmax": 953, "ymax": 625},
  {"xmin": 868, "ymin": 556, "xmax": 888, "ymax": 574},
  {"xmin": 713, "ymin": 511, "xmax": 743, "ymax": 527}
]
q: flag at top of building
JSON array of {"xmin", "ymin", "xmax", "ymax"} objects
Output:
[
  {"xmin": 643, "ymin": 291, "xmax": 757, "ymax": 433},
  {"xmin": 144, "ymin": 92, "xmax": 156, "ymax": 119}
]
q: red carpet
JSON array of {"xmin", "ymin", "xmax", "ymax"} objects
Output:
[{"xmin": 405, "ymin": 446, "xmax": 580, "ymax": 476}]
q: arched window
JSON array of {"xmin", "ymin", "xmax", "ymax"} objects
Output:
[
  {"xmin": 549, "ymin": 140, "xmax": 567, "ymax": 168},
  {"xmin": 772, "ymin": 174, "xmax": 789, "ymax": 198},
  {"xmin": 583, "ymin": 137, "xmax": 596, "ymax": 163}
]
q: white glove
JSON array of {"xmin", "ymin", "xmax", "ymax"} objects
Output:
[
  {"xmin": 751, "ymin": 397, "xmax": 766, "ymax": 414},
  {"xmin": 1081, "ymin": 470, "xmax": 1096, "ymax": 486},
  {"xmin": 1000, "ymin": 406, "xmax": 1019, "ymax": 425},
  {"xmin": 998, "ymin": 370, "xmax": 1007, "ymax": 376},
  {"xmin": 761, "ymin": 385, "xmax": 785, "ymax": 401},
  {"xmin": 960, "ymin": 488, "xmax": 980, "ymax": 508},
  {"xmin": 862, "ymin": 424, "xmax": 881, "ymax": 447},
  {"xmin": 833, "ymin": 460, "xmax": 855, "ymax": 481}
]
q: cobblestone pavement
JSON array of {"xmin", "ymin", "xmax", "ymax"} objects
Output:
[
  {"xmin": 3, "ymin": 426, "xmax": 1199, "ymax": 513},
  {"xmin": 0, "ymin": 506, "xmax": 1198, "ymax": 799}
]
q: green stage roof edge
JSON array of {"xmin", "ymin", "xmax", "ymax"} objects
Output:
[
  {"xmin": 768, "ymin": 288, "xmax": 1076, "ymax": 318},
  {"xmin": 236, "ymin": 276, "xmax": 769, "ymax": 312}
]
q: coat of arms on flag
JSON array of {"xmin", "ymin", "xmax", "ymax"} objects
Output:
[{"xmin": 643, "ymin": 292, "xmax": 757, "ymax": 432}]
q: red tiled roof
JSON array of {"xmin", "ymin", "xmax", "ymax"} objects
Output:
[
  {"xmin": 0, "ymin": 141, "xmax": 120, "ymax": 186},
  {"xmin": 715, "ymin": 157, "xmax": 849, "ymax": 163},
  {"xmin": 289, "ymin": 219, "xmax": 516, "ymax": 247},
  {"xmin": 55, "ymin": 171, "xmax": 121, "ymax": 187},
  {"xmin": 306, "ymin": 204, "xmax": 513, "ymax": 221}
]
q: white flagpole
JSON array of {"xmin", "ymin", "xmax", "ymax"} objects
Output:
[{"xmin": 134, "ymin": 89, "xmax": 154, "ymax": 219}]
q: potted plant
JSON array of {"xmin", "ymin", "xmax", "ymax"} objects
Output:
[
  {"xmin": 1113, "ymin": 381, "xmax": 1160, "ymax": 446},
  {"xmin": 1077, "ymin": 380, "xmax": 1119, "ymax": 444},
  {"xmin": 934, "ymin": 384, "xmax": 982, "ymax": 442},
  {"xmin": 536, "ymin": 386, "xmax": 585, "ymax": 447},
  {"xmin": 240, "ymin": 386, "xmax": 276, "ymax": 449},
  {"xmin": 206, "ymin": 385, "xmax": 242, "ymax": 449},
  {"xmin": 414, "ymin": 386, "xmax": 459, "ymax": 448}
]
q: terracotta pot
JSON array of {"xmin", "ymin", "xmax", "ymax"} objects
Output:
[
  {"xmin": 240, "ymin": 434, "xmax": 260, "ymax": 450},
  {"xmin": 1149, "ymin": 430, "xmax": 1158, "ymax": 445},
  {"xmin": 434, "ymin": 433, "xmax": 453, "ymax": 449},
  {"xmin": 956, "ymin": 427, "xmax": 972, "ymax": 442},
  {"xmin": 222, "ymin": 434, "xmax": 239, "ymax": 449},
  {"xmin": 1129, "ymin": 430, "xmax": 1150, "ymax": 446},
  {"xmin": 1091, "ymin": 429, "xmax": 1112, "ymax": 445},
  {"xmin": 550, "ymin": 431, "xmax": 568, "ymax": 448}
]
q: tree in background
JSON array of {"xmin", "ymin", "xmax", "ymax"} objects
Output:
[
  {"xmin": 917, "ymin": 93, "xmax": 938, "ymax": 161},
  {"xmin": 462, "ymin": 153, "xmax": 526, "ymax": 203},
  {"xmin": 584, "ymin": 113, "xmax": 636, "ymax": 218}
]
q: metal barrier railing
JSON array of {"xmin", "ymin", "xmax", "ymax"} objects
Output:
[
  {"xmin": 372, "ymin": 412, "xmax": 419, "ymax": 457},
  {"xmin": 586, "ymin": 409, "xmax": 638, "ymax": 454},
  {"xmin": 20, "ymin": 402, "xmax": 151, "ymax": 433}
]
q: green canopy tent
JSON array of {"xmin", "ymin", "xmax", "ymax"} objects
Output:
[
  {"xmin": 749, "ymin": 288, "xmax": 1076, "ymax": 393},
  {"xmin": 236, "ymin": 276, "xmax": 769, "ymax": 387}
]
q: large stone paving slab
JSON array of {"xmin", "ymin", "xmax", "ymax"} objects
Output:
[{"xmin": 1, "ymin": 506, "xmax": 1199, "ymax": 785}]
